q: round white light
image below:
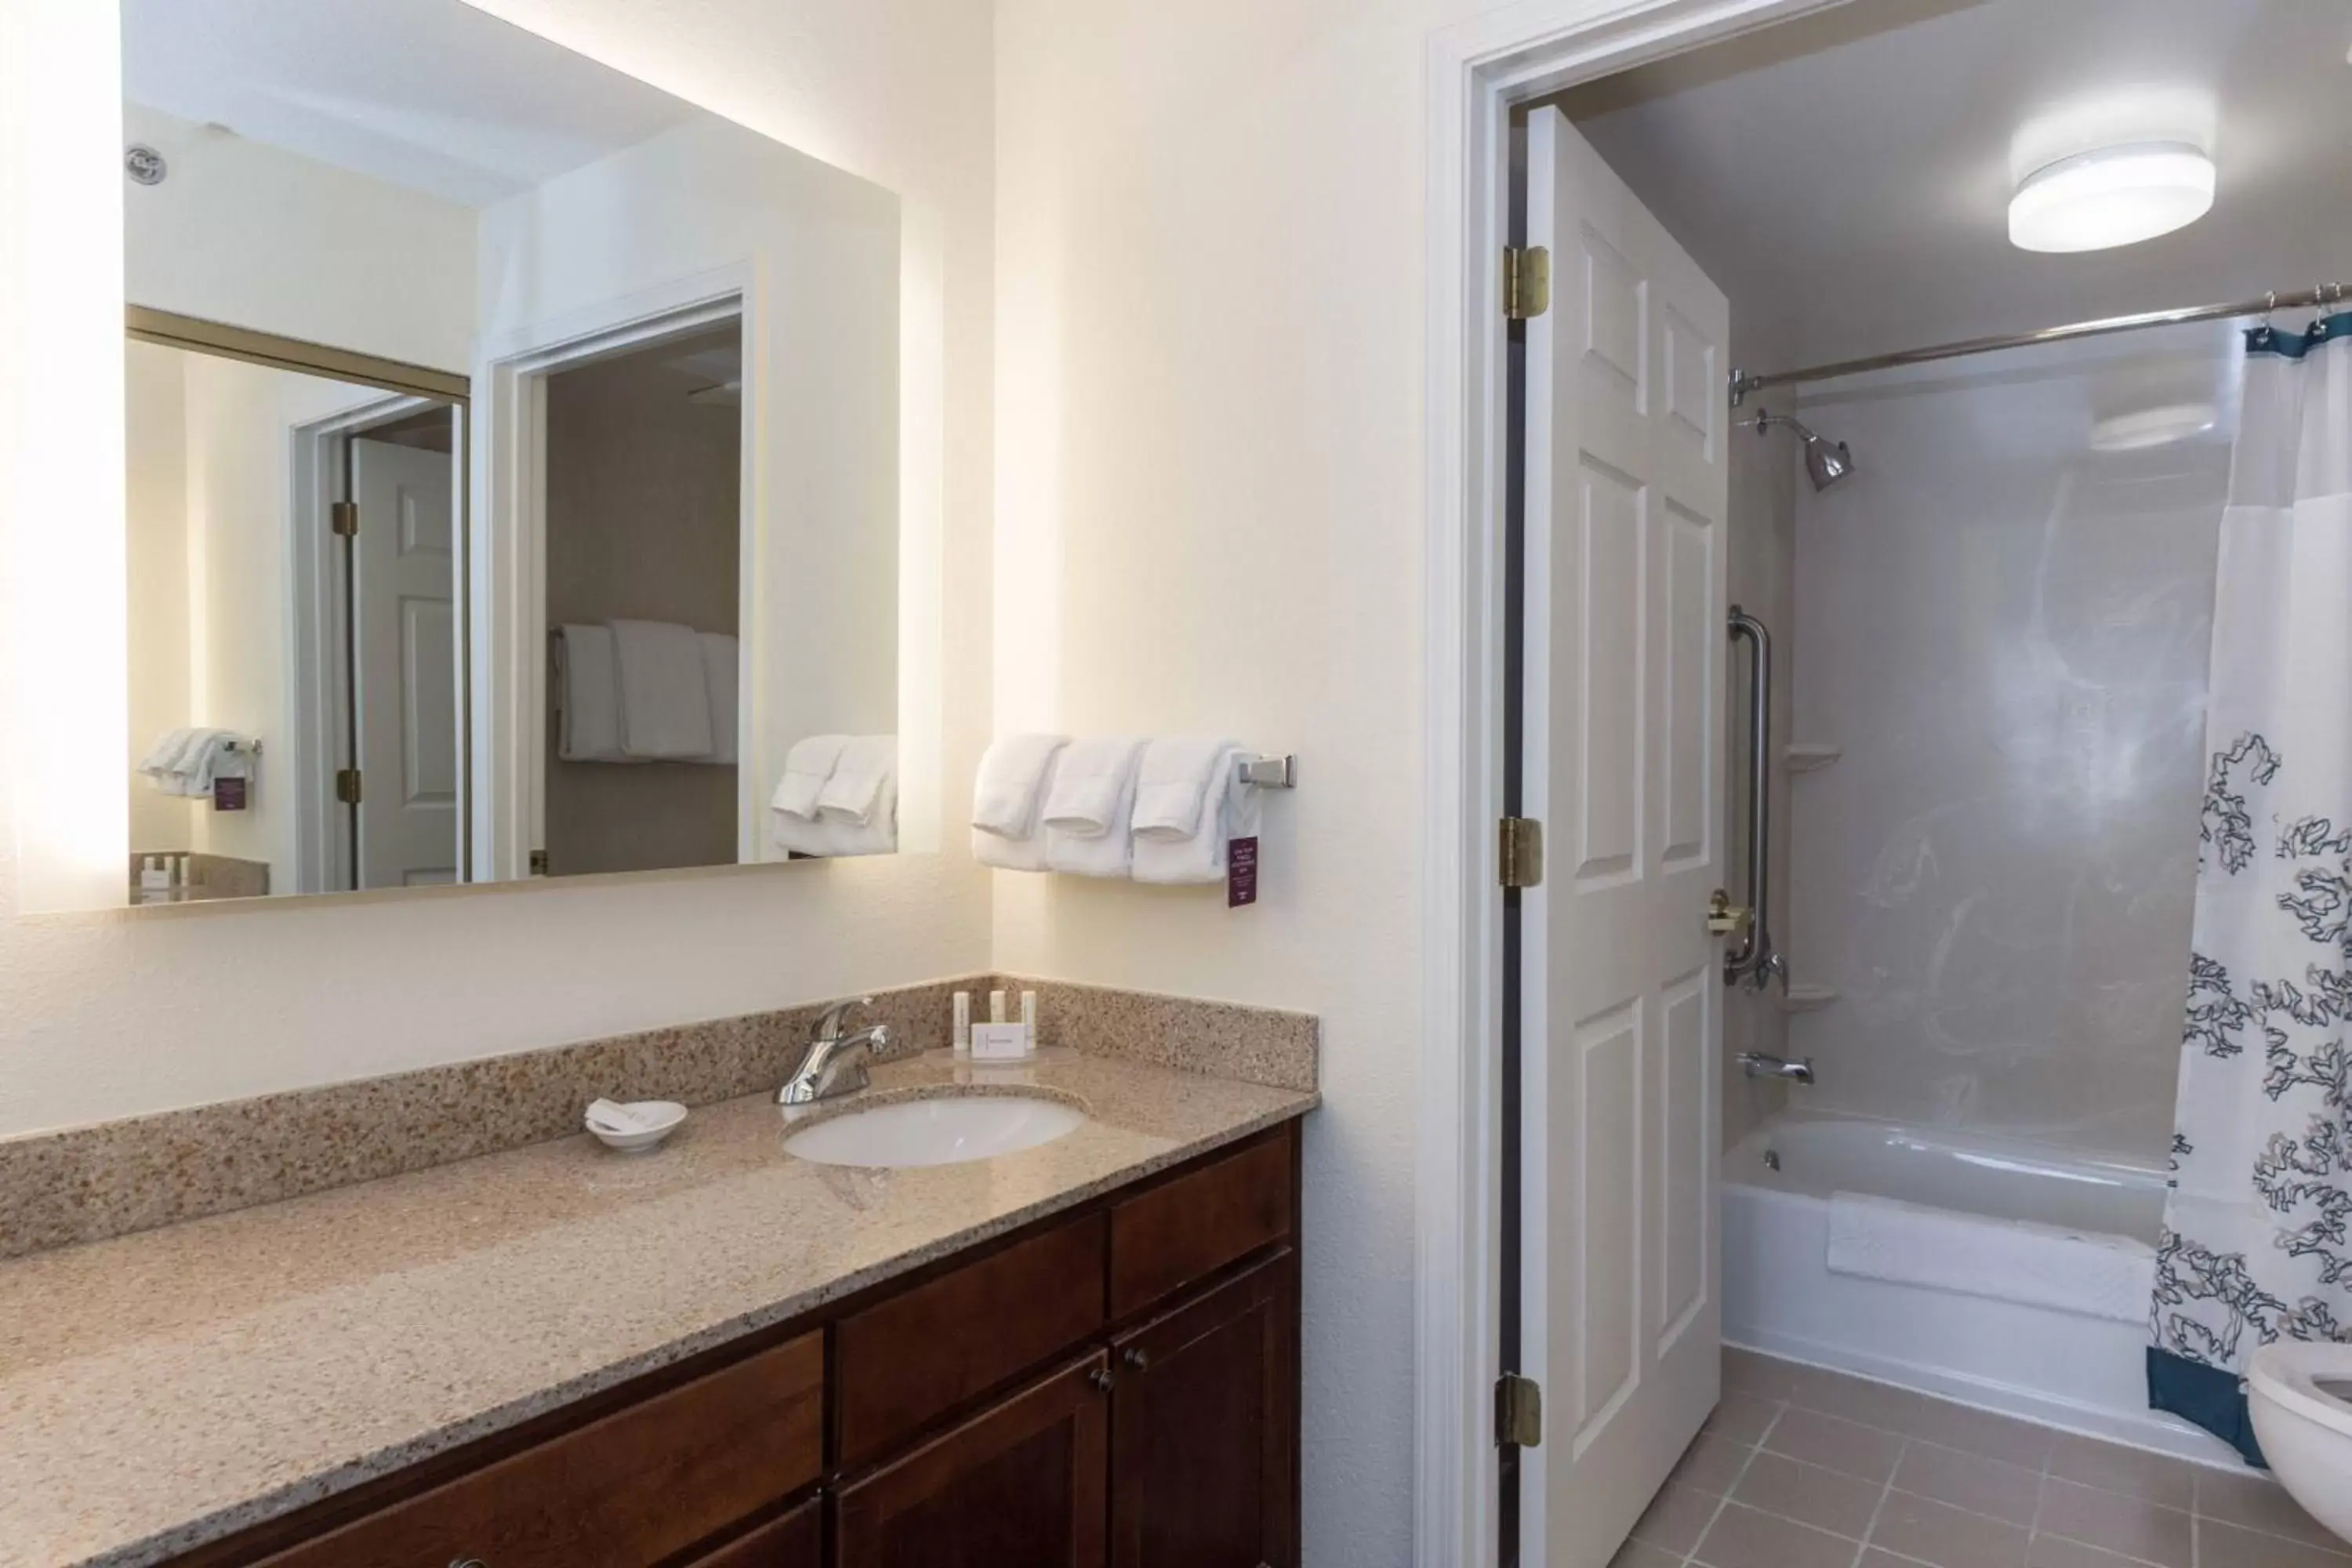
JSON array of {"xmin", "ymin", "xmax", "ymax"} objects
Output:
[
  {"xmin": 2089, "ymin": 402, "xmax": 2219, "ymax": 452},
  {"xmin": 2009, "ymin": 142, "xmax": 2216, "ymax": 253}
]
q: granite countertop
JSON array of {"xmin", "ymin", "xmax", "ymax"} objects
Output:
[{"xmin": 0, "ymin": 1052, "xmax": 1316, "ymax": 1568}]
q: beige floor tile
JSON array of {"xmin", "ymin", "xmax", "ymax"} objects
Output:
[
  {"xmin": 1905, "ymin": 1399, "xmax": 2058, "ymax": 1470},
  {"xmin": 2024, "ymin": 1537, "xmax": 2158, "ymax": 1568},
  {"xmin": 1671, "ymin": 1432, "xmax": 1759, "ymax": 1495},
  {"xmin": 1868, "ymin": 1488, "xmax": 2028, "ymax": 1568},
  {"xmin": 1765, "ymin": 1406, "xmax": 1904, "ymax": 1484},
  {"xmin": 2034, "ymin": 1477, "xmax": 2191, "ymax": 1568},
  {"xmin": 1731, "ymin": 1450, "xmax": 1883, "ymax": 1538},
  {"xmin": 2043, "ymin": 1434, "xmax": 2196, "ymax": 1512},
  {"xmin": 2199, "ymin": 1467, "xmax": 2347, "ymax": 1551},
  {"xmin": 1706, "ymin": 1392, "xmax": 1783, "ymax": 1446},
  {"xmin": 1725, "ymin": 1347, "xmax": 1806, "ymax": 1401},
  {"xmin": 1610, "ymin": 1537, "xmax": 1686, "ymax": 1568},
  {"xmin": 1692, "ymin": 1501, "xmax": 1858, "ymax": 1568},
  {"xmin": 1631, "ymin": 1479, "xmax": 1724, "ymax": 1555},
  {"xmin": 1893, "ymin": 1440, "xmax": 2043, "ymax": 1527},
  {"xmin": 2198, "ymin": 1519, "xmax": 2352, "ymax": 1567},
  {"xmin": 1786, "ymin": 1364, "xmax": 1940, "ymax": 1435}
]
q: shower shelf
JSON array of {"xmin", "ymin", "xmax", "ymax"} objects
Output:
[
  {"xmin": 1785, "ymin": 743, "xmax": 1842, "ymax": 773},
  {"xmin": 1777, "ymin": 982, "xmax": 1838, "ymax": 1013}
]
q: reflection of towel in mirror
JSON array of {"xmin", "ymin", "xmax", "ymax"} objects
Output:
[
  {"xmin": 770, "ymin": 737, "xmax": 897, "ymax": 858},
  {"xmin": 608, "ymin": 619, "xmax": 715, "ymax": 760},
  {"xmin": 817, "ymin": 736, "xmax": 896, "ymax": 826},
  {"xmin": 771, "ymin": 735, "xmax": 849, "ymax": 819},
  {"xmin": 700, "ymin": 633, "xmax": 739, "ymax": 766},
  {"xmin": 138, "ymin": 728, "xmax": 247, "ymax": 796},
  {"xmin": 555, "ymin": 626, "xmax": 626, "ymax": 761}
]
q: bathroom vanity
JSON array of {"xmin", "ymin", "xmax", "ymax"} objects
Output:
[
  {"xmin": 0, "ymin": 1030, "xmax": 1313, "ymax": 1568},
  {"xmin": 172, "ymin": 1128, "xmax": 1298, "ymax": 1568}
]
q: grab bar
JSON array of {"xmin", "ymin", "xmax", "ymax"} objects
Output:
[{"xmin": 1726, "ymin": 607, "xmax": 1787, "ymax": 992}]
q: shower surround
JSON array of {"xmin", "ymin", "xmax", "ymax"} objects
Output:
[{"xmin": 1784, "ymin": 327, "xmax": 2235, "ymax": 1160}]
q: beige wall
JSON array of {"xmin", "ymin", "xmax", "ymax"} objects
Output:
[
  {"xmin": 124, "ymin": 341, "xmax": 194, "ymax": 856},
  {"xmin": 543, "ymin": 345, "xmax": 741, "ymax": 876},
  {"xmin": 0, "ymin": 0, "xmax": 995, "ymax": 1135}
]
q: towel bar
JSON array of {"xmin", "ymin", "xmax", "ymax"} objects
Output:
[{"xmin": 1236, "ymin": 754, "xmax": 1297, "ymax": 789}]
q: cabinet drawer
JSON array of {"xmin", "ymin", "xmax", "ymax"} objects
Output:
[
  {"xmin": 685, "ymin": 1496, "xmax": 821, "ymax": 1567},
  {"xmin": 835, "ymin": 1212, "xmax": 1106, "ymax": 1468},
  {"xmin": 1109, "ymin": 1134, "xmax": 1291, "ymax": 1318},
  {"xmin": 256, "ymin": 1330, "xmax": 823, "ymax": 1568}
]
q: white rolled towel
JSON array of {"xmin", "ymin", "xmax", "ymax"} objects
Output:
[
  {"xmin": 555, "ymin": 626, "xmax": 627, "ymax": 762},
  {"xmin": 1133, "ymin": 743, "xmax": 1260, "ymax": 885},
  {"xmin": 699, "ymin": 633, "xmax": 739, "ymax": 766},
  {"xmin": 1043, "ymin": 737, "xmax": 1145, "ymax": 878}
]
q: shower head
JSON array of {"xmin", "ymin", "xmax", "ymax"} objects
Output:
[{"xmin": 1751, "ymin": 409, "xmax": 1854, "ymax": 492}]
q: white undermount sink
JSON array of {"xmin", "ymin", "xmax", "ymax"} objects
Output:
[{"xmin": 782, "ymin": 1093, "xmax": 1086, "ymax": 1168}]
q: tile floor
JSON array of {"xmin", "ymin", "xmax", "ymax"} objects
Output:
[{"xmin": 1612, "ymin": 1349, "xmax": 2347, "ymax": 1568}]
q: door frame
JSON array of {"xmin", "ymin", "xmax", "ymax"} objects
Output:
[
  {"xmin": 289, "ymin": 393, "xmax": 461, "ymax": 895},
  {"xmin": 1417, "ymin": 5, "xmax": 1844, "ymax": 1566},
  {"xmin": 474, "ymin": 266, "xmax": 757, "ymax": 882}
]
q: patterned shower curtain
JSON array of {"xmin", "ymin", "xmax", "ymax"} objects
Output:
[{"xmin": 2149, "ymin": 307, "xmax": 2352, "ymax": 1465}]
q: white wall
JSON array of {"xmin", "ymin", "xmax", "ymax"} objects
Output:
[
  {"xmin": 0, "ymin": 0, "xmax": 995, "ymax": 1135},
  {"xmin": 125, "ymin": 340, "xmax": 194, "ymax": 855},
  {"xmin": 124, "ymin": 103, "xmax": 478, "ymax": 372},
  {"xmin": 1788, "ymin": 327, "xmax": 2232, "ymax": 1158}
]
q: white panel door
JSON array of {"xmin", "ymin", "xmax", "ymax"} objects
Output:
[
  {"xmin": 352, "ymin": 436, "xmax": 460, "ymax": 888},
  {"xmin": 1522, "ymin": 105, "xmax": 1730, "ymax": 1568}
]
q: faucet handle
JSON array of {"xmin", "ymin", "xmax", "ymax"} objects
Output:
[{"xmin": 812, "ymin": 996, "xmax": 874, "ymax": 1041}]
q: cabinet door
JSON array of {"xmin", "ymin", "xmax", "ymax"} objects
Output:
[
  {"xmin": 1109, "ymin": 1251, "xmax": 1298, "ymax": 1568},
  {"xmin": 685, "ymin": 1497, "xmax": 821, "ymax": 1567},
  {"xmin": 837, "ymin": 1352, "xmax": 1109, "ymax": 1568}
]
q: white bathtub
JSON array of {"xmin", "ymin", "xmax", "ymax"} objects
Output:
[{"xmin": 1723, "ymin": 1112, "xmax": 2241, "ymax": 1462}]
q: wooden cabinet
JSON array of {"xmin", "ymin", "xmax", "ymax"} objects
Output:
[
  {"xmin": 176, "ymin": 1123, "xmax": 1301, "ymax": 1568},
  {"xmin": 837, "ymin": 1352, "xmax": 1111, "ymax": 1568},
  {"xmin": 1111, "ymin": 1253, "xmax": 1298, "ymax": 1568},
  {"xmin": 687, "ymin": 1497, "xmax": 822, "ymax": 1568}
]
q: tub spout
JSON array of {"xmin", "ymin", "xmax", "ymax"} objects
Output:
[{"xmin": 1738, "ymin": 1051, "xmax": 1814, "ymax": 1086}]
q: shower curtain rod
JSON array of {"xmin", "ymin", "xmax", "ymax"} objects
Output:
[{"xmin": 1727, "ymin": 281, "xmax": 2350, "ymax": 405}]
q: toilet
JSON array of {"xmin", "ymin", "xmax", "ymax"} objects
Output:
[{"xmin": 2248, "ymin": 1342, "xmax": 2352, "ymax": 1545}]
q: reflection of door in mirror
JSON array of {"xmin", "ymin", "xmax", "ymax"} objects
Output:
[
  {"xmin": 541, "ymin": 321, "xmax": 744, "ymax": 878},
  {"xmin": 124, "ymin": 334, "xmax": 465, "ymax": 902}
]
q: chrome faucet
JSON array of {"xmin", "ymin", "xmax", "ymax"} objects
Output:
[
  {"xmin": 779, "ymin": 996, "xmax": 892, "ymax": 1106},
  {"xmin": 1737, "ymin": 1051, "xmax": 1813, "ymax": 1086}
]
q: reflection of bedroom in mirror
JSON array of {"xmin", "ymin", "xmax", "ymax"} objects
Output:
[{"xmin": 101, "ymin": 0, "xmax": 905, "ymax": 910}]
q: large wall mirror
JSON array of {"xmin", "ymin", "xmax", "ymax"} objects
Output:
[{"xmin": 108, "ymin": 0, "xmax": 911, "ymax": 908}]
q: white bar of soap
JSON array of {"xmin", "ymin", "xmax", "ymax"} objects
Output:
[{"xmin": 969, "ymin": 1022, "xmax": 1033, "ymax": 1061}]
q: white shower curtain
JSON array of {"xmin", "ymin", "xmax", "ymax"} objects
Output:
[{"xmin": 2151, "ymin": 308, "xmax": 2352, "ymax": 1465}]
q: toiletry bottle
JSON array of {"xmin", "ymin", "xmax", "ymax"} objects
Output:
[
  {"xmin": 1021, "ymin": 990, "xmax": 1037, "ymax": 1032},
  {"xmin": 953, "ymin": 991, "xmax": 972, "ymax": 1053},
  {"xmin": 989, "ymin": 989, "xmax": 1007, "ymax": 1025}
]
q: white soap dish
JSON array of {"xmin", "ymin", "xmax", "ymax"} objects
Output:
[{"xmin": 585, "ymin": 1098, "xmax": 688, "ymax": 1154}]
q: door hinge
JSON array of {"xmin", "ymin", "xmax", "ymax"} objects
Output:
[
  {"xmin": 1499, "ymin": 817, "xmax": 1544, "ymax": 889},
  {"xmin": 330, "ymin": 501, "xmax": 359, "ymax": 538},
  {"xmin": 528, "ymin": 850, "xmax": 550, "ymax": 876},
  {"xmin": 1496, "ymin": 1373, "xmax": 1544, "ymax": 1447},
  {"xmin": 1503, "ymin": 245, "xmax": 1551, "ymax": 321},
  {"xmin": 334, "ymin": 768, "xmax": 363, "ymax": 805}
]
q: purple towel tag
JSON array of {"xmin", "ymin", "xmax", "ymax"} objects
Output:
[{"xmin": 1228, "ymin": 836, "xmax": 1259, "ymax": 908}]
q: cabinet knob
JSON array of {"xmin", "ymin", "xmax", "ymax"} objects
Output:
[
  {"xmin": 1088, "ymin": 1366, "xmax": 1115, "ymax": 1394},
  {"xmin": 451, "ymin": 1560, "xmax": 488, "ymax": 1568},
  {"xmin": 1123, "ymin": 1347, "xmax": 1151, "ymax": 1372}
]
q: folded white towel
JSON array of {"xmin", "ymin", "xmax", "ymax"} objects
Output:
[
  {"xmin": 972, "ymin": 734, "xmax": 1070, "ymax": 840},
  {"xmin": 1131, "ymin": 737, "xmax": 1240, "ymax": 839},
  {"xmin": 1044, "ymin": 737, "xmax": 1145, "ymax": 878},
  {"xmin": 972, "ymin": 824, "xmax": 1050, "ymax": 872},
  {"xmin": 555, "ymin": 626, "xmax": 627, "ymax": 762},
  {"xmin": 165, "ymin": 731, "xmax": 248, "ymax": 799},
  {"xmin": 137, "ymin": 727, "xmax": 195, "ymax": 779},
  {"xmin": 818, "ymin": 735, "xmax": 896, "ymax": 826},
  {"xmin": 1041, "ymin": 736, "xmax": 1147, "ymax": 836},
  {"xmin": 1133, "ymin": 744, "xmax": 1260, "ymax": 884},
  {"xmin": 700, "ymin": 633, "xmax": 739, "ymax": 766},
  {"xmin": 771, "ymin": 735, "xmax": 848, "ymax": 819},
  {"xmin": 608, "ymin": 619, "xmax": 716, "ymax": 760},
  {"xmin": 771, "ymin": 768, "xmax": 898, "ymax": 858}
]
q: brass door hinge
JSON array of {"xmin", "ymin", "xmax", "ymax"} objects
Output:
[
  {"xmin": 1503, "ymin": 245, "xmax": 1551, "ymax": 321},
  {"xmin": 528, "ymin": 850, "xmax": 550, "ymax": 876},
  {"xmin": 1499, "ymin": 817, "xmax": 1544, "ymax": 889},
  {"xmin": 1496, "ymin": 1372, "xmax": 1544, "ymax": 1447},
  {"xmin": 330, "ymin": 501, "xmax": 359, "ymax": 538},
  {"xmin": 334, "ymin": 768, "xmax": 363, "ymax": 805}
]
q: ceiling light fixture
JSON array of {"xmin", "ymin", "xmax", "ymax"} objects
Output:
[{"xmin": 2009, "ymin": 141, "xmax": 2215, "ymax": 253}]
